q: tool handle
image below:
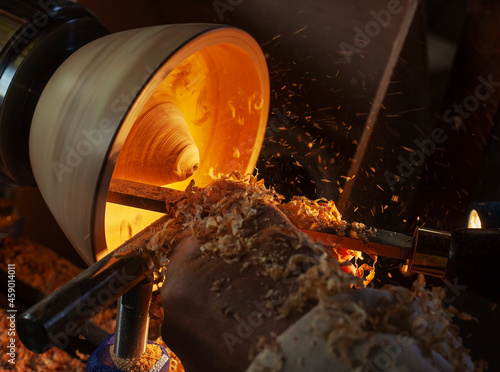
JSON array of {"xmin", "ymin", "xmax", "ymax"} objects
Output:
[
  {"xmin": 17, "ymin": 247, "xmax": 147, "ymax": 353},
  {"xmin": 446, "ymin": 228, "xmax": 500, "ymax": 304},
  {"xmin": 17, "ymin": 215, "xmax": 169, "ymax": 353}
]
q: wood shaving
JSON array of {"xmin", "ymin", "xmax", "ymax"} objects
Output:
[
  {"xmin": 0, "ymin": 238, "xmax": 82, "ymax": 295},
  {"xmin": 151, "ymin": 174, "xmax": 476, "ymax": 371},
  {"xmin": 147, "ymin": 173, "xmax": 373, "ymax": 284},
  {"xmin": 0, "ymin": 309, "xmax": 87, "ymax": 371},
  {"xmin": 111, "ymin": 343, "xmax": 162, "ymax": 372}
]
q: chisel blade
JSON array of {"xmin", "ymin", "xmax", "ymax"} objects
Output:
[{"xmin": 300, "ymin": 228, "xmax": 414, "ymax": 260}]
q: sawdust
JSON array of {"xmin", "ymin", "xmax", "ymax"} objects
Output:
[
  {"xmin": 111, "ymin": 343, "xmax": 162, "ymax": 372},
  {"xmin": 146, "ymin": 172, "xmax": 372, "ymax": 282},
  {"xmin": 0, "ymin": 308, "xmax": 87, "ymax": 371},
  {"xmin": 148, "ymin": 173, "xmax": 476, "ymax": 371}
]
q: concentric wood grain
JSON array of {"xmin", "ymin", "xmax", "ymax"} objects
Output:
[{"xmin": 30, "ymin": 24, "xmax": 269, "ymax": 264}]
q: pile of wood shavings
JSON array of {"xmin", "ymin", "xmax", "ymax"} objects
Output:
[
  {"xmin": 153, "ymin": 338, "xmax": 185, "ymax": 372},
  {"xmin": 145, "ymin": 173, "xmax": 373, "ymax": 283},
  {"xmin": 147, "ymin": 174, "xmax": 477, "ymax": 371},
  {"xmin": 280, "ymin": 195, "xmax": 376, "ymax": 284}
]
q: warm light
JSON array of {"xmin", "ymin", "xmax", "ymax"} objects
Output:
[
  {"xmin": 399, "ymin": 260, "xmax": 410, "ymax": 275},
  {"xmin": 28, "ymin": 24, "xmax": 269, "ymax": 264},
  {"xmin": 103, "ymin": 43, "xmax": 268, "ymax": 254},
  {"xmin": 468, "ymin": 209, "xmax": 482, "ymax": 229}
]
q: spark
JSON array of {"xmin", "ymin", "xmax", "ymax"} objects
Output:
[
  {"xmin": 340, "ymin": 175, "xmax": 355, "ymax": 182},
  {"xmin": 293, "ymin": 25, "xmax": 308, "ymax": 35}
]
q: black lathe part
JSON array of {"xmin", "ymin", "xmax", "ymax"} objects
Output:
[
  {"xmin": 446, "ymin": 228, "xmax": 500, "ymax": 304},
  {"xmin": 0, "ymin": 0, "xmax": 109, "ymax": 186},
  {"xmin": 115, "ymin": 279, "xmax": 154, "ymax": 359}
]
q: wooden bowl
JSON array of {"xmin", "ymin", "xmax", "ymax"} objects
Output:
[{"xmin": 30, "ymin": 24, "xmax": 269, "ymax": 264}]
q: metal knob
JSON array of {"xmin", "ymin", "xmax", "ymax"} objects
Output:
[{"xmin": 410, "ymin": 227, "xmax": 451, "ymax": 277}]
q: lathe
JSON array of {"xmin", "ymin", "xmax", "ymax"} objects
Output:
[{"xmin": 0, "ymin": 0, "xmax": 499, "ymax": 371}]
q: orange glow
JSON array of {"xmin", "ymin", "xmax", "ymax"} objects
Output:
[
  {"xmin": 468, "ymin": 209, "xmax": 482, "ymax": 229},
  {"xmin": 102, "ymin": 44, "xmax": 267, "ymax": 255}
]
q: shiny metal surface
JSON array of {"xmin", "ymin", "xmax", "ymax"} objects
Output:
[
  {"xmin": 0, "ymin": 9, "xmax": 24, "ymax": 52},
  {"xmin": 410, "ymin": 227, "xmax": 451, "ymax": 277},
  {"xmin": 301, "ymin": 227, "xmax": 414, "ymax": 260},
  {"xmin": 0, "ymin": 1, "xmax": 109, "ymax": 186},
  {"xmin": 115, "ymin": 280, "xmax": 153, "ymax": 359}
]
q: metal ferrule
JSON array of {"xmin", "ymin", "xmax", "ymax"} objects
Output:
[{"xmin": 409, "ymin": 227, "xmax": 451, "ymax": 277}]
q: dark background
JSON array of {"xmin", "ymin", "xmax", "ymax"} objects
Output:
[{"xmin": 5, "ymin": 0, "xmax": 500, "ymax": 368}]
